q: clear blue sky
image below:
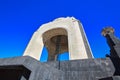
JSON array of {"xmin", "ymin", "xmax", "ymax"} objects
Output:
[{"xmin": 0, "ymin": 0, "xmax": 120, "ymax": 61}]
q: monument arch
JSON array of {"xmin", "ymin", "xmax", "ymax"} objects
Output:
[{"xmin": 23, "ymin": 17, "xmax": 93, "ymax": 60}]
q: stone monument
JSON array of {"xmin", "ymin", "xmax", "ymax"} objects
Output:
[
  {"xmin": 23, "ymin": 17, "xmax": 93, "ymax": 61},
  {"xmin": 0, "ymin": 17, "xmax": 120, "ymax": 80}
]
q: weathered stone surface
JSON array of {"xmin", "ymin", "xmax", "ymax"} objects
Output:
[
  {"xmin": 0, "ymin": 56, "xmax": 64, "ymax": 80},
  {"xmin": 100, "ymin": 76, "xmax": 120, "ymax": 80},
  {"xmin": 0, "ymin": 56, "xmax": 116, "ymax": 80},
  {"xmin": 45, "ymin": 58, "xmax": 115, "ymax": 80}
]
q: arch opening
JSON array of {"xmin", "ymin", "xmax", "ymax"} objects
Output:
[{"xmin": 40, "ymin": 28, "xmax": 69, "ymax": 61}]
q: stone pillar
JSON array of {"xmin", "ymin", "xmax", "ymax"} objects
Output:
[
  {"xmin": 102, "ymin": 27, "xmax": 120, "ymax": 75},
  {"xmin": 101, "ymin": 27, "xmax": 120, "ymax": 58},
  {"xmin": 23, "ymin": 32, "xmax": 44, "ymax": 60}
]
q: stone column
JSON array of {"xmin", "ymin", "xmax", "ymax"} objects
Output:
[
  {"xmin": 102, "ymin": 27, "xmax": 120, "ymax": 75},
  {"xmin": 23, "ymin": 32, "xmax": 44, "ymax": 60}
]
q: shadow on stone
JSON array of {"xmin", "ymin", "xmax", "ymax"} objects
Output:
[{"xmin": 0, "ymin": 65, "xmax": 31, "ymax": 80}]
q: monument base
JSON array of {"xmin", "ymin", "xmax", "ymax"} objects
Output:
[{"xmin": 0, "ymin": 56, "xmax": 118, "ymax": 80}]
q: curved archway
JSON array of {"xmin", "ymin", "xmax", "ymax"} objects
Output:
[
  {"xmin": 41, "ymin": 28, "xmax": 69, "ymax": 61},
  {"xmin": 23, "ymin": 17, "xmax": 93, "ymax": 61}
]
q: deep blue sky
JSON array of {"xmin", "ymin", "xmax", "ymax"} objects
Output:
[{"xmin": 0, "ymin": 0, "xmax": 120, "ymax": 60}]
